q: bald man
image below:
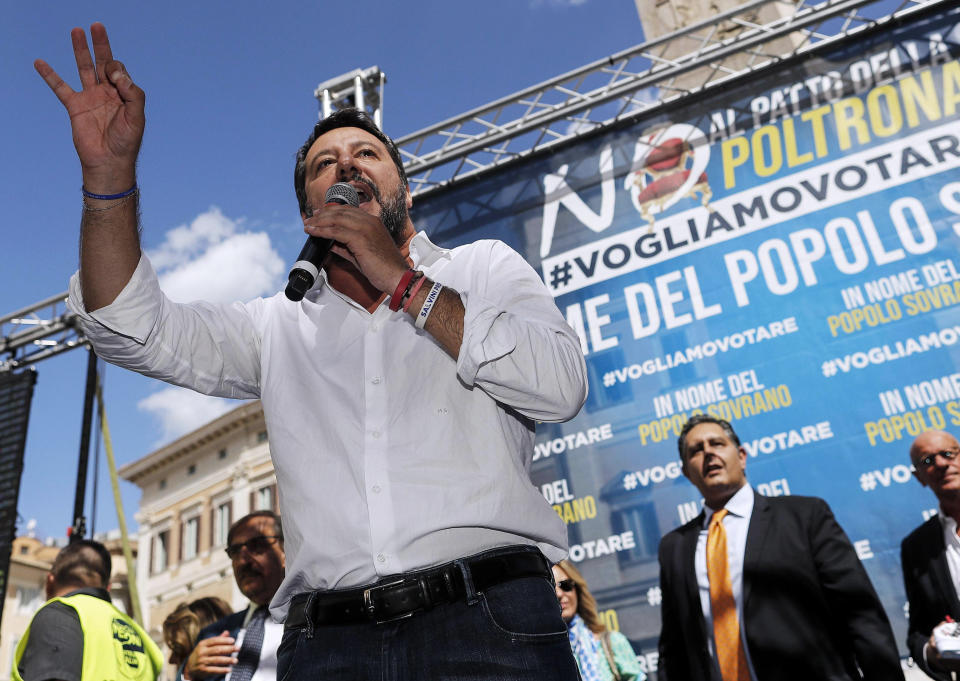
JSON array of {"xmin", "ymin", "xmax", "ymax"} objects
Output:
[{"xmin": 902, "ymin": 430, "xmax": 960, "ymax": 679}]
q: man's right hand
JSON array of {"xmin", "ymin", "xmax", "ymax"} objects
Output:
[
  {"xmin": 927, "ymin": 622, "xmax": 960, "ymax": 672},
  {"xmin": 183, "ymin": 631, "xmax": 238, "ymax": 680},
  {"xmin": 34, "ymin": 22, "xmax": 144, "ymax": 193}
]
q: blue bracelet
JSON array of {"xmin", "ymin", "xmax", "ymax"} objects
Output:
[{"xmin": 81, "ymin": 184, "xmax": 138, "ymax": 201}]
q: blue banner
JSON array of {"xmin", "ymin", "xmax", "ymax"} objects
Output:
[{"xmin": 415, "ymin": 4, "xmax": 960, "ymax": 672}]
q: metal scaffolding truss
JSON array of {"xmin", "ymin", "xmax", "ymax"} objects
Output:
[
  {"xmin": 0, "ymin": 292, "xmax": 82, "ymax": 372},
  {"xmin": 396, "ymin": 0, "xmax": 952, "ymax": 197},
  {"xmin": 315, "ymin": 66, "xmax": 386, "ymax": 128}
]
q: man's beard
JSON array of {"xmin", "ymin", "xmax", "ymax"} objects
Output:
[
  {"xmin": 378, "ymin": 188, "xmax": 409, "ymax": 244},
  {"xmin": 356, "ymin": 173, "xmax": 408, "ymax": 244}
]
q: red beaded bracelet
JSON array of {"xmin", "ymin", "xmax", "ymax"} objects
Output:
[{"xmin": 389, "ymin": 269, "xmax": 417, "ymax": 311}]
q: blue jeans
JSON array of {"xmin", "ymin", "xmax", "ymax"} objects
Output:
[{"xmin": 277, "ymin": 551, "xmax": 581, "ymax": 680}]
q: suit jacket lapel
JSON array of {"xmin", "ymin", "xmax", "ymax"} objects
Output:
[
  {"xmin": 682, "ymin": 511, "xmax": 709, "ymax": 644},
  {"xmin": 926, "ymin": 517, "xmax": 960, "ymax": 615},
  {"xmin": 742, "ymin": 491, "xmax": 772, "ymax": 609}
]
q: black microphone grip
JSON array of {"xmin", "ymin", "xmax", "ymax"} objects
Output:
[{"xmin": 285, "ymin": 182, "xmax": 360, "ymax": 301}]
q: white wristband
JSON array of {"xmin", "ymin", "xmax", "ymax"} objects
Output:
[{"xmin": 415, "ymin": 281, "xmax": 444, "ymax": 330}]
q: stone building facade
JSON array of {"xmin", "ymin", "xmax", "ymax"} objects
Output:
[{"xmin": 118, "ymin": 400, "xmax": 278, "ymax": 655}]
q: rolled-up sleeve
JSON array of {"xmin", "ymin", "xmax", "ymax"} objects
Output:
[
  {"xmin": 67, "ymin": 255, "xmax": 263, "ymax": 399},
  {"xmin": 455, "ymin": 240, "xmax": 587, "ymax": 423}
]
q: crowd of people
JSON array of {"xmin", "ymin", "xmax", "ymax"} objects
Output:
[
  {"xmin": 15, "ymin": 19, "xmax": 960, "ymax": 681},
  {"xmin": 16, "ymin": 421, "xmax": 960, "ymax": 681}
]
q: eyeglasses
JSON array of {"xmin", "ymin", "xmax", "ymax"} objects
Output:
[
  {"xmin": 225, "ymin": 535, "xmax": 281, "ymax": 560},
  {"xmin": 556, "ymin": 579, "xmax": 576, "ymax": 592},
  {"xmin": 918, "ymin": 450, "xmax": 960, "ymax": 467}
]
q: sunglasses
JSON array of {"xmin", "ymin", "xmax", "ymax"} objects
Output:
[
  {"xmin": 557, "ymin": 579, "xmax": 576, "ymax": 592},
  {"xmin": 918, "ymin": 450, "xmax": 960, "ymax": 467},
  {"xmin": 225, "ymin": 535, "xmax": 281, "ymax": 560}
]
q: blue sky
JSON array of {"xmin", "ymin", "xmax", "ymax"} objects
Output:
[{"xmin": 2, "ymin": 1, "xmax": 645, "ymax": 541}]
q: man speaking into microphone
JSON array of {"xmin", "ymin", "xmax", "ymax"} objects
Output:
[
  {"xmin": 284, "ymin": 181, "xmax": 360, "ymax": 301},
  {"xmin": 37, "ymin": 23, "xmax": 588, "ymax": 681}
]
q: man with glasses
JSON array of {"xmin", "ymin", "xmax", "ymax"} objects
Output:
[
  {"xmin": 179, "ymin": 511, "xmax": 285, "ymax": 681},
  {"xmin": 902, "ymin": 430, "xmax": 960, "ymax": 679}
]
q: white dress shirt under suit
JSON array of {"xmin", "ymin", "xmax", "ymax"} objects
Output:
[
  {"xmin": 695, "ymin": 484, "xmax": 760, "ymax": 681},
  {"xmin": 68, "ymin": 231, "xmax": 588, "ymax": 618}
]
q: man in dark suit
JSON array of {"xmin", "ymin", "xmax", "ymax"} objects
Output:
[
  {"xmin": 181, "ymin": 511, "xmax": 285, "ymax": 681},
  {"xmin": 657, "ymin": 414, "xmax": 903, "ymax": 681},
  {"xmin": 902, "ymin": 429, "xmax": 960, "ymax": 680}
]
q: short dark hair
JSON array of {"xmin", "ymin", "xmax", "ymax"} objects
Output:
[
  {"xmin": 50, "ymin": 539, "xmax": 112, "ymax": 590},
  {"xmin": 677, "ymin": 414, "xmax": 741, "ymax": 460},
  {"xmin": 293, "ymin": 108, "xmax": 408, "ymax": 216},
  {"xmin": 227, "ymin": 510, "xmax": 282, "ymax": 546}
]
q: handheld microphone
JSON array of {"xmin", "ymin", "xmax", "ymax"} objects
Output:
[{"xmin": 285, "ymin": 182, "xmax": 360, "ymax": 301}]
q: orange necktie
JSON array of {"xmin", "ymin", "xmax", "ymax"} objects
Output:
[{"xmin": 707, "ymin": 509, "xmax": 750, "ymax": 681}]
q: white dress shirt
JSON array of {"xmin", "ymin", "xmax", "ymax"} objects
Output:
[
  {"xmin": 931, "ymin": 510, "xmax": 960, "ymax": 662},
  {"xmin": 938, "ymin": 511, "xmax": 960, "ymax": 589},
  {"xmin": 695, "ymin": 484, "xmax": 759, "ymax": 681},
  {"xmin": 68, "ymin": 232, "xmax": 587, "ymax": 618}
]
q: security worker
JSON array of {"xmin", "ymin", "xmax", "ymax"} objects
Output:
[{"xmin": 13, "ymin": 538, "xmax": 162, "ymax": 681}]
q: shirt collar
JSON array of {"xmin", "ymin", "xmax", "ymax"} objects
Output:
[
  {"xmin": 407, "ymin": 230, "xmax": 450, "ymax": 269},
  {"xmin": 939, "ymin": 509, "xmax": 960, "ymax": 539},
  {"xmin": 242, "ymin": 602, "xmax": 268, "ymax": 626},
  {"xmin": 63, "ymin": 586, "xmax": 112, "ymax": 603},
  {"xmin": 702, "ymin": 484, "xmax": 754, "ymax": 528}
]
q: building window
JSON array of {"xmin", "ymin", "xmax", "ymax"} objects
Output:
[
  {"xmin": 188, "ymin": 464, "xmax": 197, "ymax": 475},
  {"xmin": 181, "ymin": 517, "xmax": 199, "ymax": 561},
  {"xmin": 152, "ymin": 531, "xmax": 169, "ymax": 573},
  {"xmin": 218, "ymin": 448, "xmax": 227, "ymax": 459},
  {"xmin": 159, "ymin": 479, "xmax": 167, "ymax": 490},
  {"xmin": 255, "ymin": 486, "xmax": 273, "ymax": 511},
  {"xmin": 257, "ymin": 430, "xmax": 268, "ymax": 443},
  {"xmin": 16, "ymin": 587, "xmax": 42, "ymax": 615},
  {"xmin": 213, "ymin": 502, "xmax": 232, "ymax": 547}
]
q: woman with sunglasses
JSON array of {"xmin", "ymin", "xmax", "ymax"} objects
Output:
[{"xmin": 553, "ymin": 560, "xmax": 644, "ymax": 681}]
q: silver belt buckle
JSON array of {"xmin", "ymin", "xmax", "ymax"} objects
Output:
[{"xmin": 363, "ymin": 578, "xmax": 415, "ymax": 624}]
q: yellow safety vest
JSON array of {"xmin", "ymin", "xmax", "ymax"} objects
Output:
[{"xmin": 13, "ymin": 593, "xmax": 163, "ymax": 681}]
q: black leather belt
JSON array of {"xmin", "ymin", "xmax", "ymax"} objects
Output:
[{"xmin": 285, "ymin": 548, "xmax": 551, "ymax": 627}]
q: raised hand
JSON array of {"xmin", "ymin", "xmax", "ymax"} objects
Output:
[{"xmin": 35, "ymin": 22, "xmax": 144, "ymax": 193}]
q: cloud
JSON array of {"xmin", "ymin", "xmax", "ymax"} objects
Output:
[
  {"xmin": 146, "ymin": 207, "xmax": 285, "ymax": 303},
  {"xmin": 136, "ymin": 207, "xmax": 281, "ymax": 444},
  {"xmin": 138, "ymin": 386, "xmax": 238, "ymax": 445}
]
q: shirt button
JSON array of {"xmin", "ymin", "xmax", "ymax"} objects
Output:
[
  {"xmin": 371, "ymin": 377, "xmax": 381, "ymax": 385},
  {"xmin": 371, "ymin": 324, "xmax": 380, "ymax": 332},
  {"xmin": 377, "ymin": 554, "xmax": 386, "ymax": 563},
  {"xmin": 372, "ymin": 430, "xmax": 381, "ymax": 439},
  {"xmin": 372, "ymin": 484, "xmax": 382, "ymax": 494}
]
